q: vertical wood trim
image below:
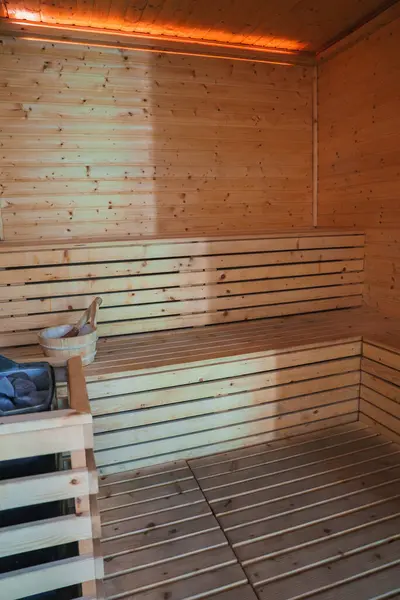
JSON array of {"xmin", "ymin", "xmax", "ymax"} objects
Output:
[
  {"xmin": 312, "ymin": 65, "xmax": 318, "ymax": 227},
  {"xmin": 0, "ymin": 198, "xmax": 4, "ymax": 240}
]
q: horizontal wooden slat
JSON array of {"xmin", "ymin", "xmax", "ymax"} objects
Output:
[
  {"xmin": 86, "ymin": 343, "xmax": 361, "ymax": 397},
  {"xmin": 0, "ymin": 285, "xmax": 363, "ymax": 333},
  {"xmin": 0, "ymin": 232, "xmax": 365, "ymax": 347},
  {"xmin": 96, "ymin": 416, "xmax": 359, "ymax": 475},
  {"xmin": 0, "ymin": 247, "xmax": 364, "ymax": 284},
  {"xmin": 93, "ymin": 377, "xmax": 360, "ymax": 430},
  {"xmin": 0, "ymin": 555, "xmax": 96, "ymax": 600},
  {"xmin": 360, "ymin": 339, "xmax": 400, "ymax": 446},
  {"xmin": 190, "ymin": 423, "xmax": 368, "ymax": 473},
  {"xmin": 361, "ymin": 371, "xmax": 400, "ymax": 403},
  {"xmin": 0, "ymin": 468, "xmax": 94, "ymax": 511},
  {"xmin": 0, "ymin": 514, "xmax": 92, "ymax": 558},
  {"xmin": 0, "ymin": 232, "xmax": 365, "ymax": 256},
  {"xmin": 0, "ymin": 272, "xmax": 364, "ymax": 316},
  {"xmin": 0, "ymin": 424, "xmax": 87, "ymax": 460},
  {"xmin": 202, "ymin": 437, "xmax": 393, "ymax": 506},
  {"xmin": 361, "ymin": 387, "xmax": 400, "ymax": 421},
  {"xmin": 95, "ymin": 400, "xmax": 359, "ymax": 470},
  {"xmin": 98, "ymin": 456, "xmax": 250, "ymax": 600},
  {"xmin": 209, "ymin": 448, "xmax": 400, "ymax": 519},
  {"xmin": 94, "ymin": 388, "xmax": 359, "ymax": 452},
  {"xmin": 0, "ymin": 409, "xmax": 91, "ymax": 435},
  {"xmin": 362, "ymin": 357, "xmax": 400, "ymax": 387},
  {"xmin": 0, "ymin": 260, "xmax": 365, "ymax": 302},
  {"xmin": 363, "ymin": 341, "xmax": 400, "ymax": 371},
  {"xmin": 360, "ymin": 413, "xmax": 400, "ymax": 448}
]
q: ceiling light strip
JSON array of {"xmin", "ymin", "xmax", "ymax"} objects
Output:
[
  {"xmin": 0, "ymin": 18, "xmax": 315, "ymax": 66},
  {"xmin": 19, "ymin": 33, "xmax": 295, "ymax": 66}
]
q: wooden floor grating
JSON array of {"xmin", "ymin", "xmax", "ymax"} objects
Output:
[
  {"xmin": 97, "ymin": 461, "xmax": 257, "ymax": 600},
  {"xmin": 98, "ymin": 423, "xmax": 400, "ymax": 600}
]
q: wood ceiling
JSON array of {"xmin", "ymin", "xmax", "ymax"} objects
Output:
[{"xmin": 0, "ymin": 0, "xmax": 396, "ymax": 54}]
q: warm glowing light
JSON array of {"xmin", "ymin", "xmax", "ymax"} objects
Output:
[
  {"xmin": 20, "ymin": 35, "xmax": 294, "ymax": 66},
  {"xmin": 7, "ymin": 9, "xmax": 40, "ymax": 22},
  {"xmin": 10, "ymin": 14, "xmax": 306, "ymax": 54}
]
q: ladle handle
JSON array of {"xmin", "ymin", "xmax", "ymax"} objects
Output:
[{"xmin": 89, "ymin": 297, "xmax": 103, "ymax": 329}]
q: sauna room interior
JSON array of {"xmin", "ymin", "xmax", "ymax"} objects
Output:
[{"xmin": 1, "ymin": 1, "xmax": 400, "ymax": 599}]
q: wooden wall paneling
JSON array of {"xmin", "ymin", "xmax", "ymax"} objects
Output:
[
  {"xmin": 360, "ymin": 340, "xmax": 400, "ymax": 445},
  {"xmin": 0, "ymin": 36, "xmax": 313, "ymax": 240},
  {"xmin": 318, "ymin": 15, "xmax": 400, "ymax": 318},
  {"xmin": 0, "ymin": 233, "xmax": 365, "ymax": 348},
  {"xmin": 362, "ymin": 229, "xmax": 400, "ymax": 318}
]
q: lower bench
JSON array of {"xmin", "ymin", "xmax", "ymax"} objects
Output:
[
  {"xmin": 8, "ymin": 307, "xmax": 400, "ymax": 475},
  {"xmin": 89, "ymin": 340, "xmax": 361, "ymax": 474},
  {"xmin": 66, "ymin": 307, "xmax": 399, "ymax": 475}
]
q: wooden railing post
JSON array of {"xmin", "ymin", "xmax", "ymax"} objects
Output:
[{"xmin": 68, "ymin": 356, "xmax": 104, "ymax": 599}]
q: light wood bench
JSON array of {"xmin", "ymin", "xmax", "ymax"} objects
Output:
[
  {"xmin": 5, "ymin": 229, "xmax": 397, "ymax": 474},
  {"xmin": 0, "ymin": 230, "xmax": 365, "ymax": 347}
]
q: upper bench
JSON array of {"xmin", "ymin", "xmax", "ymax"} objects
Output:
[{"xmin": 0, "ymin": 230, "xmax": 365, "ymax": 349}]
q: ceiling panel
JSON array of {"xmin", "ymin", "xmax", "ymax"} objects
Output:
[{"xmin": 1, "ymin": 0, "xmax": 396, "ymax": 52}]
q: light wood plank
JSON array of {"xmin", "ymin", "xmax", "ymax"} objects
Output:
[
  {"xmin": 0, "ymin": 514, "xmax": 92, "ymax": 558},
  {"xmin": 210, "ymin": 446, "xmax": 400, "ymax": 517},
  {"xmin": 0, "ymin": 468, "xmax": 93, "ymax": 511},
  {"xmin": 0, "ymin": 555, "xmax": 96, "ymax": 600}
]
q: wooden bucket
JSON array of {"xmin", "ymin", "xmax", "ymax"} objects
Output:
[{"xmin": 38, "ymin": 299, "xmax": 101, "ymax": 366}]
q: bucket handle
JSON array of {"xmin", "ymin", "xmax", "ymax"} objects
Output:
[{"xmin": 89, "ymin": 297, "xmax": 103, "ymax": 329}]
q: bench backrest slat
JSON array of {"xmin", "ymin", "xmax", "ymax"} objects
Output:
[{"xmin": 0, "ymin": 232, "xmax": 365, "ymax": 348}]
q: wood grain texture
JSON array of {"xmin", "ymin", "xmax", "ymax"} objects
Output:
[
  {"xmin": 98, "ymin": 460, "xmax": 256, "ymax": 600},
  {"xmin": 7, "ymin": 306, "xmax": 400, "ymax": 386},
  {"xmin": 318, "ymin": 15, "xmax": 400, "ymax": 318},
  {"xmin": 360, "ymin": 339, "xmax": 400, "ymax": 444},
  {"xmin": 0, "ymin": 367, "xmax": 102, "ymax": 599},
  {"xmin": 0, "ymin": 232, "xmax": 364, "ymax": 348},
  {"xmin": 85, "ymin": 340, "xmax": 362, "ymax": 473},
  {"xmin": 68, "ymin": 356, "xmax": 92, "ymax": 414},
  {"xmin": 0, "ymin": 0, "xmax": 393, "ymax": 53},
  {"xmin": 0, "ymin": 36, "xmax": 313, "ymax": 240},
  {"xmin": 190, "ymin": 423, "xmax": 400, "ymax": 600},
  {"xmin": 98, "ymin": 423, "xmax": 400, "ymax": 600}
]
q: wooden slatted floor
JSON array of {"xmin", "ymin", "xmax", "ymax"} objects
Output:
[
  {"xmin": 98, "ymin": 461, "xmax": 258, "ymax": 600},
  {"xmin": 98, "ymin": 423, "xmax": 400, "ymax": 600}
]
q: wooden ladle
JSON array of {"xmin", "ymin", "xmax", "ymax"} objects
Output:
[{"xmin": 62, "ymin": 297, "xmax": 103, "ymax": 338}]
